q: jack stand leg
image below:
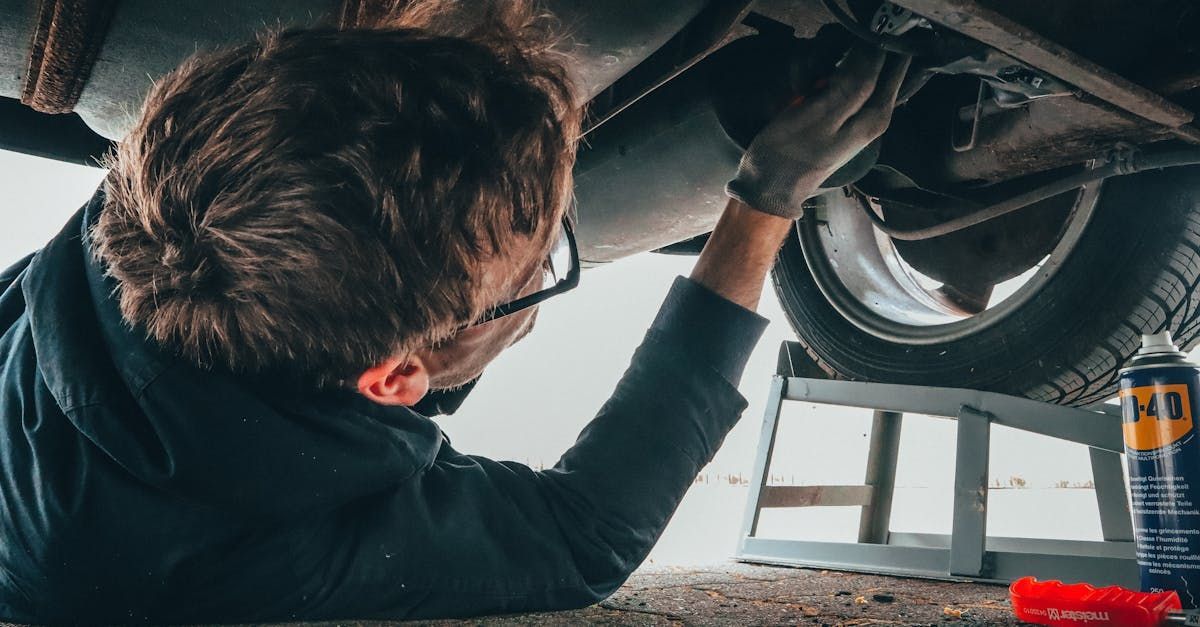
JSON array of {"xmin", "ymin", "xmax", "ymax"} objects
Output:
[
  {"xmin": 859, "ymin": 410, "xmax": 903, "ymax": 544},
  {"xmin": 741, "ymin": 376, "xmax": 786, "ymax": 542},
  {"xmin": 1089, "ymin": 446, "xmax": 1134, "ymax": 542},
  {"xmin": 951, "ymin": 406, "xmax": 991, "ymax": 578}
]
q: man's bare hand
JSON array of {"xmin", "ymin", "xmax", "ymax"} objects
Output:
[{"xmin": 726, "ymin": 47, "xmax": 911, "ymax": 219}]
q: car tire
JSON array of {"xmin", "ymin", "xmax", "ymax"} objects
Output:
[{"xmin": 772, "ymin": 166, "xmax": 1200, "ymax": 406}]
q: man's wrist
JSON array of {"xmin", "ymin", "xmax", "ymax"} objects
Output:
[
  {"xmin": 690, "ymin": 199, "xmax": 794, "ymax": 311},
  {"xmin": 722, "ymin": 197, "xmax": 798, "ymax": 228}
]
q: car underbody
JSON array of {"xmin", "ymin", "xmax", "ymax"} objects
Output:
[{"xmin": 2, "ymin": 0, "xmax": 1199, "ymax": 403}]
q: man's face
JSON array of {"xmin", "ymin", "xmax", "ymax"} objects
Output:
[{"xmin": 414, "ymin": 229, "xmax": 554, "ymax": 391}]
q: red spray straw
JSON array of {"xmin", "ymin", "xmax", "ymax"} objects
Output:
[{"xmin": 1010, "ymin": 577, "xmax": 1183, "ymax": 626}]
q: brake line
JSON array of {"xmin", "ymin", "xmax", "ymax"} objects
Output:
[{"xmin": 858, "ymin": 148, "xmax": 1200, "ymax": 241}]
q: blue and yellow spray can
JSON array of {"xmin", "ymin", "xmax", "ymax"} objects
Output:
[{"xmin": 1119, "ymin": 331, "xmax": 1200, "ymax": 606}]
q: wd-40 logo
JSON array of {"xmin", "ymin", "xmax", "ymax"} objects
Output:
[
  {"xmin": 1046, "ymin": 608, "xmax": 1111, "ymax": 622},
  {"xmin": 1120, "ymin": 384, "xmax": 1194, "ymax": 451}
]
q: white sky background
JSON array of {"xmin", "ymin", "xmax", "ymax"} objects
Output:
[{"xmin": 1, "ymin": 148, "xmax": 1152, "ymax": 565}]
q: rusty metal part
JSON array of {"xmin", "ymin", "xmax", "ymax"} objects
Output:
[
  {"xmin": 20, "ymin": 0, "xmax": 117, "ymax": 114},
  {"xmin": 889, "ymin": 0, "xmax": 1200, "ymax": 143},
  {"xmin": 971, "ymin": 0, "xmax": 1198, "ymax": 78},
  {"xmin": 876, "ymin": 80, "xmax": 1161, "ymax": 189},
  {"xmin": 939, "ymin": 94, "xmax": 1173, "ymax": 184}
]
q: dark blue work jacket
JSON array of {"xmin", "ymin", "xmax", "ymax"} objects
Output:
[{"xmin": 0, "ymin": 189, "xmax": 765, "ymax": 623}]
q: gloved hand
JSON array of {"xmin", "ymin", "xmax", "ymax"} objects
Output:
[{"xmin": 726, "ymin": 47, "xmax": 911, "ymax": 219}]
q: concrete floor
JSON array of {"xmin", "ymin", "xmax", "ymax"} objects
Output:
[{"xmin": 356, "ymin": 563, "xmax": 1024, "ymax": 626}]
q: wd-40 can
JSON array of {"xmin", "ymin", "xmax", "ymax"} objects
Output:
[{"xmin": 1120, "ymin": 331, "xmax": 1200, "ymax": 606}]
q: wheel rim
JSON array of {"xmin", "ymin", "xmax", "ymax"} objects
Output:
[{"xmin": 797, "ymin": 183, "xmax": 1102, "ymax": 345}]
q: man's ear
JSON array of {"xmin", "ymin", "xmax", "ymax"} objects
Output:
[{"xmin": 356, "ymin": 355, "xmax": 430, "ymax": 406}]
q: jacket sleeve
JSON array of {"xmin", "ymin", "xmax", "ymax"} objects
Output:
[{"xmin": 300, "ymin": 277, "xmax": 769, "ymax": 620}]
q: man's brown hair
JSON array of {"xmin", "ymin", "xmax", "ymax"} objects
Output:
[{"xmin": 93, "ymin": 2, "xmax": 580, "ymax": 387}]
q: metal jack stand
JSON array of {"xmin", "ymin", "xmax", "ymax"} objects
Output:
[{"xmin": 735, "ymin": 342, "xmax": 1138, "ymax": 587}]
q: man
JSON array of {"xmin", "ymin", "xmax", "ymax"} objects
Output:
[{"xmin": 0, "ymin": 3, "xmax": 907, "ymax": 623}]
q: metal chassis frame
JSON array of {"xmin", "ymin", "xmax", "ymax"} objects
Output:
[
  {"xmin": 735, "ymin": 343, "xmax": 1138, "ymax": 587},
  {"xmin": 889, "ymin": 0, "xmax": 1200, "ymax": 144}
]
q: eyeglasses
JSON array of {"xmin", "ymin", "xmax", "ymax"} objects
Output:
[{"xmin": 472, "ymin": 220, "xmax": 580, "ymax": 325}]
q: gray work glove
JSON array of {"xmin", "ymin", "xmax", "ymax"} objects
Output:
[{"xmin": 726, "ymin": 48, "xmax": 911, "ymax": 219}]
